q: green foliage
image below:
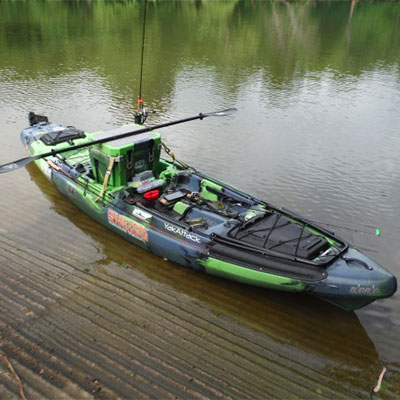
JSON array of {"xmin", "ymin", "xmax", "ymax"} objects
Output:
[{"xmin": 0, "ymin": 0, "xmax": 399, "ymax": 104}]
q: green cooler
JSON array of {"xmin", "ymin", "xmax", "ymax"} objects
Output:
[{"xmin": 89, "ymin": 125, "xmax": 161, "ymax": 187}]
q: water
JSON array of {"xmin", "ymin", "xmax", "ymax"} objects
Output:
[{"xmin": 0, "ymin": 1, "xmax": 399, "ymax": 397}]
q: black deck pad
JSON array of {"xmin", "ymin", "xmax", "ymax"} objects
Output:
[
  {"xmin": 40, "ymin": 127, "xmax": 86, "ymax": 146},
  {"xmin": 228, "ymin": 213, "xmax": 330, "ymax": 260}
]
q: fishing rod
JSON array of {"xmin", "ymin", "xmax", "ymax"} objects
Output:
[
  {"xmin": 310, "ymin": 219, "xmax": 381, "ymax": 236},
  {"xmin": 135, "ymin": 0, "xmax": 148, "ymax": 125},
  {"xmin": 0, "ymin": 108, "xmax": 237, "ymax": 174}
]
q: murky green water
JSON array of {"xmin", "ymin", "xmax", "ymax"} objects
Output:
[{"xmin": 1, "ymin": 1, "xmax": 400, "ymax": 397}]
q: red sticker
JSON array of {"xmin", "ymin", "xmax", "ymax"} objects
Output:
[{"xmin": 108, "ymin": 209, "xmax": 148, "ymax": 243}]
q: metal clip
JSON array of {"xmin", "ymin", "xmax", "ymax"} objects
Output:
[{"xmin": 126, "ymin": 151, "xmax": 134, "ymax": 170}]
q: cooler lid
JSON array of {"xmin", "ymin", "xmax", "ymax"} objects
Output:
[{"xmin": 91, "ymin": 124, "xmax": 160, "ymax": 149}]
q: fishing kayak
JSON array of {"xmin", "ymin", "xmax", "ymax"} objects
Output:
[{"xmin": 17, "ymin": 112, "xmax": 397, "ymax": 311}]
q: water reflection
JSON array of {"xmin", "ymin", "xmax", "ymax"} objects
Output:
[{"xmin": 1, "ymin": 1, "xmax": 399, "ymax": 99}]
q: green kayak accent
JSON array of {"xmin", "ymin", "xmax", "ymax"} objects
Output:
[
  {"xmin": 173, "ymin": 201, "xmax": 190, "ymax": 215},
  {"xmin": 200, "ymin": 179, "xmax": 223, "ymax": 201},
  {"xmin": 200, "ymin": 257, "xmax": 306, "ymax": 291}
]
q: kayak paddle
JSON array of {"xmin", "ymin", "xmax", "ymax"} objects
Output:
[{"xmin": 0, "ymin": 108, "xmax": 237, "ymax": 174}]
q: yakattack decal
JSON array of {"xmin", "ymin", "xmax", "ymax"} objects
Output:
[
  {"xmin": 108, "ymin": 209, "xmax": 148, "ymax": 243},
  {"xmin": 163, "ymin": 222, "xmax": 201, "ymax": 243},
  {"xmin": 349, "ymin": 286, "xmax": 380, "ymax": 295},
  {"xmin": 132, "ymin": 208, "xmax": 152, "ymax": 221}
]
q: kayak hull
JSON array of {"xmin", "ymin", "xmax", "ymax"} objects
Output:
[{"xmin": 20, "ymin": 119, "xmax": 397, "ymax": 311}]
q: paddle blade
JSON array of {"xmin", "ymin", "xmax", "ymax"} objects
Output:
[
  {"xmin": 203, "ymin": 108, "xmax": 238, "ymax": 118},
  {"xmin": 0, "ymin": 155, "xmax": 37, "ymax": 174}
]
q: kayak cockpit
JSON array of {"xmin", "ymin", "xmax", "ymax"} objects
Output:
[
  {"xmin": 41, "ymin": 130, "xmax": 347, "ymax": 270},
  {"xmin": 116, "ymin": 165, "xmax": 347, "ymax": 269}
]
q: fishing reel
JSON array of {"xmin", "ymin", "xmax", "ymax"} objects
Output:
[
  {"xmin": 134, "ymin": 96, "xmax": 149, "ymax": 125},
  {"xmin": 134, "ymin": 107, "xmax": 149, "ymax": 125}
]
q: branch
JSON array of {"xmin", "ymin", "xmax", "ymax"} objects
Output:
[{"xmin": 0, "ymin": 353, "xmax": 27, "ymax": 400}]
